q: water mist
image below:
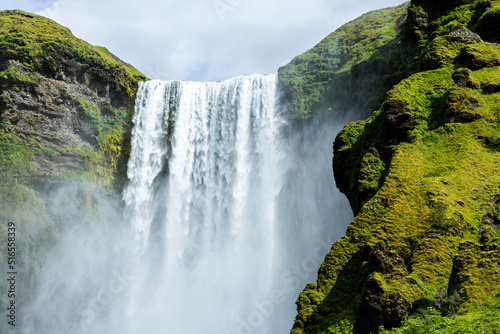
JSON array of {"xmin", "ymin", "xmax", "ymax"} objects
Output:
[{"xmin": 19, "ymin": 74, "xmax": 354, "ymax": 334}]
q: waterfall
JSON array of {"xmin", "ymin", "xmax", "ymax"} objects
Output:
[
  {"xmin": 122, "ymin": 74, "xmax": 282, "ymax": 333},
  {"xmin": 20, "ymin": 73, "xmax": 353, "ymax": 334}
]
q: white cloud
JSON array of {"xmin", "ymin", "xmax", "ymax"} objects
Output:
[
  {"xmin": 0, "ymin": 0, "xmax": 57, "ymax": 12},
  {"xmin": 1, "ymin": 0, "xmax": 408, "ymax": 81}
]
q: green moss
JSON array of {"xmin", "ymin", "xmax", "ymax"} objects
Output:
[
  {"xmin": 358, "ymin": 148, "xmax": 386, "ymax": 195},
  {"xmin": 0, "ymin": 9, "xmax": 142, "ymax": 323},
  {"xmin": 278, "ymin": 3, "xmax": 411, "ymax": 118},
  {"xmin": 295, "ymin": 1, "xmax": 500, "ymax": 332},
  {"xmin": 420, "ymin": 36, "xmax": 467, "ymax": 68},
  {"xmin": 458, "ymin": 42, "xmax": 500, "ymax": 69},
  {"xmin": 85, "ymin": 108, "xmax": 133, "ymax": 190},
  {"xmin": 0, "ymin": 10, "xmax": 145, "ymax": 192},
  {"xmin": 0, "ymin": 10, "xmax": 148, "ymax": 98},
  {"xmin": 0, "ymin": 132, "xmax": 37, "ymax": 185},
  {"xmin": 445, "ymin": 86, "xmax": 491, "ymax": 122},
  {"xmin": 0, "ymin": 67, "xmax": 40, "ymax": 85},
  {"xmin": 316, "ymin": 115, "xmax": 500, "ymax": 331},
  {"xmin": 380, "ymin": 302, "xmax": 500, "ymax": 333},
  {"xmin": 76, "ymin": 96, "xmax": 102, "ymax": 124}
]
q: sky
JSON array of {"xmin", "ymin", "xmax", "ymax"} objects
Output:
[{"xmin": 1, "ymin": 0, "xmax": 408, "ymax": 81}]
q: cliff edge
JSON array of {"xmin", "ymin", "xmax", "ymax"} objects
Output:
[
  {"xmin": 0, "ymin": 10, "xmax": 147, "ymax": 316},
  {"xmin": 292, "ymin": 1, "xmax": 500, "ymax": 333}
]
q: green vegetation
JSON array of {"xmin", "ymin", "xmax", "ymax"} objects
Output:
[
  {"xmin": 293, "ymin": 0, "xmax": 500, "ymax": 333},
  {"xmin": 278, "ymin": 3, "xmax": 411, "ymax": 118},
  {"xmin": 0, "ymin": 3, "xmax": 499, "ymax": 334},
  {"xmin": 0, "ymin": 66, "xmax": 40, "ymax": 85},
  {"xmin": 85, "ymin": 106, "xmax": 134, "ymax": 189},
  {"xmin": 0, "ymin": 10, "xmax": 146, "ymax": 95},
  {"xmin": 0, "ymin": 10, "xmax": 146, "ymax": 318},
  {"xmin": 0, "ymin": 9, "xmax": 146, "ymax": 191}
]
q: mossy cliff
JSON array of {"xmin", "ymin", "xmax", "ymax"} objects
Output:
[
  {"xmin": 0, "ymin": 10, "xmax": 146, "ymax": 316},
  {"xmin": 0, "ymin": 10, "xmax": 147, "ymax": 192},
  {"xmin": 278, "ymin": 3, "xmax": 412, "ymax": 119},
  {"xmin": 292, "ymin": 1, "xmax": 500, "ymax": 333},
  {"xmin": 0, "ymin": 9, "xmax": 148, "ymax": 222}
]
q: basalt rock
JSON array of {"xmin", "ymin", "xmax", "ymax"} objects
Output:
[
  {"xmin": 451, "ymin": 68, "xmax": 479, "ymax": 89},
  {"xmin": 449, "ymin": 25, "xmax": 482, "ymax": 43},
  {"xmin": 443, "ymin": 86, "xmax": 483, "ymax": 123},
  {"xmin": 0, "ymin": 10, "xmax": 147, "ymax": 191},
  {"xmin": 483, "ymin": 83, "xmax": 500, "ymax": 94}
]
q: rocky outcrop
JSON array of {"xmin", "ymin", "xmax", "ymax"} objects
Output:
[
  {"xmin": 443, "ymin": 86, "xmax": 483, "ymax": 123},
  {"xmin": 0, "ymin": 10, "xmax": 147, "ymax": 192},
  {"xmin": 293, "ymin": 1, "xmax": 500, "ymax": 333}
]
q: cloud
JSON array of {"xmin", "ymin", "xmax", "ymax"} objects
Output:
[
  {"xmin": 0, "ymin": 0, "xmax": 57, "ymax": 12},
  {"xmin": 1, "ymin": 0, "xmax": 408, "ymax": 81}
]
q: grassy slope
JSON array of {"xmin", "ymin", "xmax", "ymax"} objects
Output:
[
  {"xmin": 293, "ymin": 1, "xmax": 500, "ymax": 333},
  {"xmin": 278, "ymin": 3, "xmax": 411, "ymax": 119},
  {"xmin": 0, "ymin": 10, "xmax": 147, "ymax": 313},
  {"xmin": 0, "ymin": 10, "xmax": 145, "ymax": 88},
  {"xmin": 0, "ymin": 10, "xmax": 148, "ymax": 192}
]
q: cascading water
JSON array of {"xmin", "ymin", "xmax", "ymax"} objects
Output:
[
  {"xmin": 20, "ymin": 73, "xmax": 353, "ymax": 334},
  {"xmin": 122, "ymin": 74, "xmax": 282, "ymax": 333}
]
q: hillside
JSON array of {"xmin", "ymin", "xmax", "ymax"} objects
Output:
[
  {"xmin": 291, "ymin": 0, "xmax": 500, "ymax": 333},
  {"xmin": 0, "ymin": 9, "xmax": 148, "ymax": 224},
  {"xmin": 278, "ymin": 2, "xmax": 412, "ymax": 119},
  {"xmin": 0, "ymin": 10, "xmax": 147, "ymax": 191},
  {"xmin": 0, "ymin": 10, "xmax": 147, "ymax": 320}
]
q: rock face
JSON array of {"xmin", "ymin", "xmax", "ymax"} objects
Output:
[
  {"xmin": 292, "ymin": 1, "xmax": 500, "ymax": 333},
  {"xmin": 0, "ymin": 10, "xmax": 147, "ymax": 192},
  {"xmin": 0, "ymin": 11, "xmax": 147, "ymax": 318}
]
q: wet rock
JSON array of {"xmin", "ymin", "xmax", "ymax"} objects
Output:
[
  {"xmin": 451, "ymin": 68, "xmax": 479, "ymax": 89},
  {"xmin": 449, "ymin": 25, "xmax": 482, "ymax": 43}
]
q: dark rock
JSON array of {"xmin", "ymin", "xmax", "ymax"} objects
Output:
[
  {"xmin": 407, "ymin": 5, "xmax": 428, "ymax": 41},
  {"xmin": 0, "ymin": 60, "xmax": 134, "ymax": 184},
  {"xmin": 443, "ymin": 108, "xmax": 481, "ymax": 123},
  {"xmin": 355, "ymin": 242, "xmax": 413, "ymax": 331},
  {"xmin": 361, "ymin": 242, "xmax": 406, "ymax": 274},
  {"xmin": 443, "ymin": 241, "xmax": 478, "ymax": 315},
  {"xmin": 0, "ymin": 10, "xmax": 147, "ymax": 189},
  {"xmin": 358, "ymin": 274, "xmax": 412, "ymax": 331},
  {"xmin": 483, "ymin": 83, "xmax": 500, "ymax": 94},
  {"xmin": 449, "ymin": 25, "xmax": 482, "ymax": 43},
  {"xmin": 411, "ymin": 0, "xmax": 476, "ymax": 20},
  {"xmin": 452, "ymin": 68, "xmax": 479, "ymax": 89},
  {"xmin": 447, "ymin": 243, "xmax": 469, "ymax": 294},
  {"xmin": 384, "ymin": 98, "xmax": 413, "ymax": 142},
  {"xmin": 434, "ymin": 288, "xmax": 447, "ymax": 308},
  {"xmin": 480, "ymin": 193, "xmax": 500, "ymax": 233}
]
